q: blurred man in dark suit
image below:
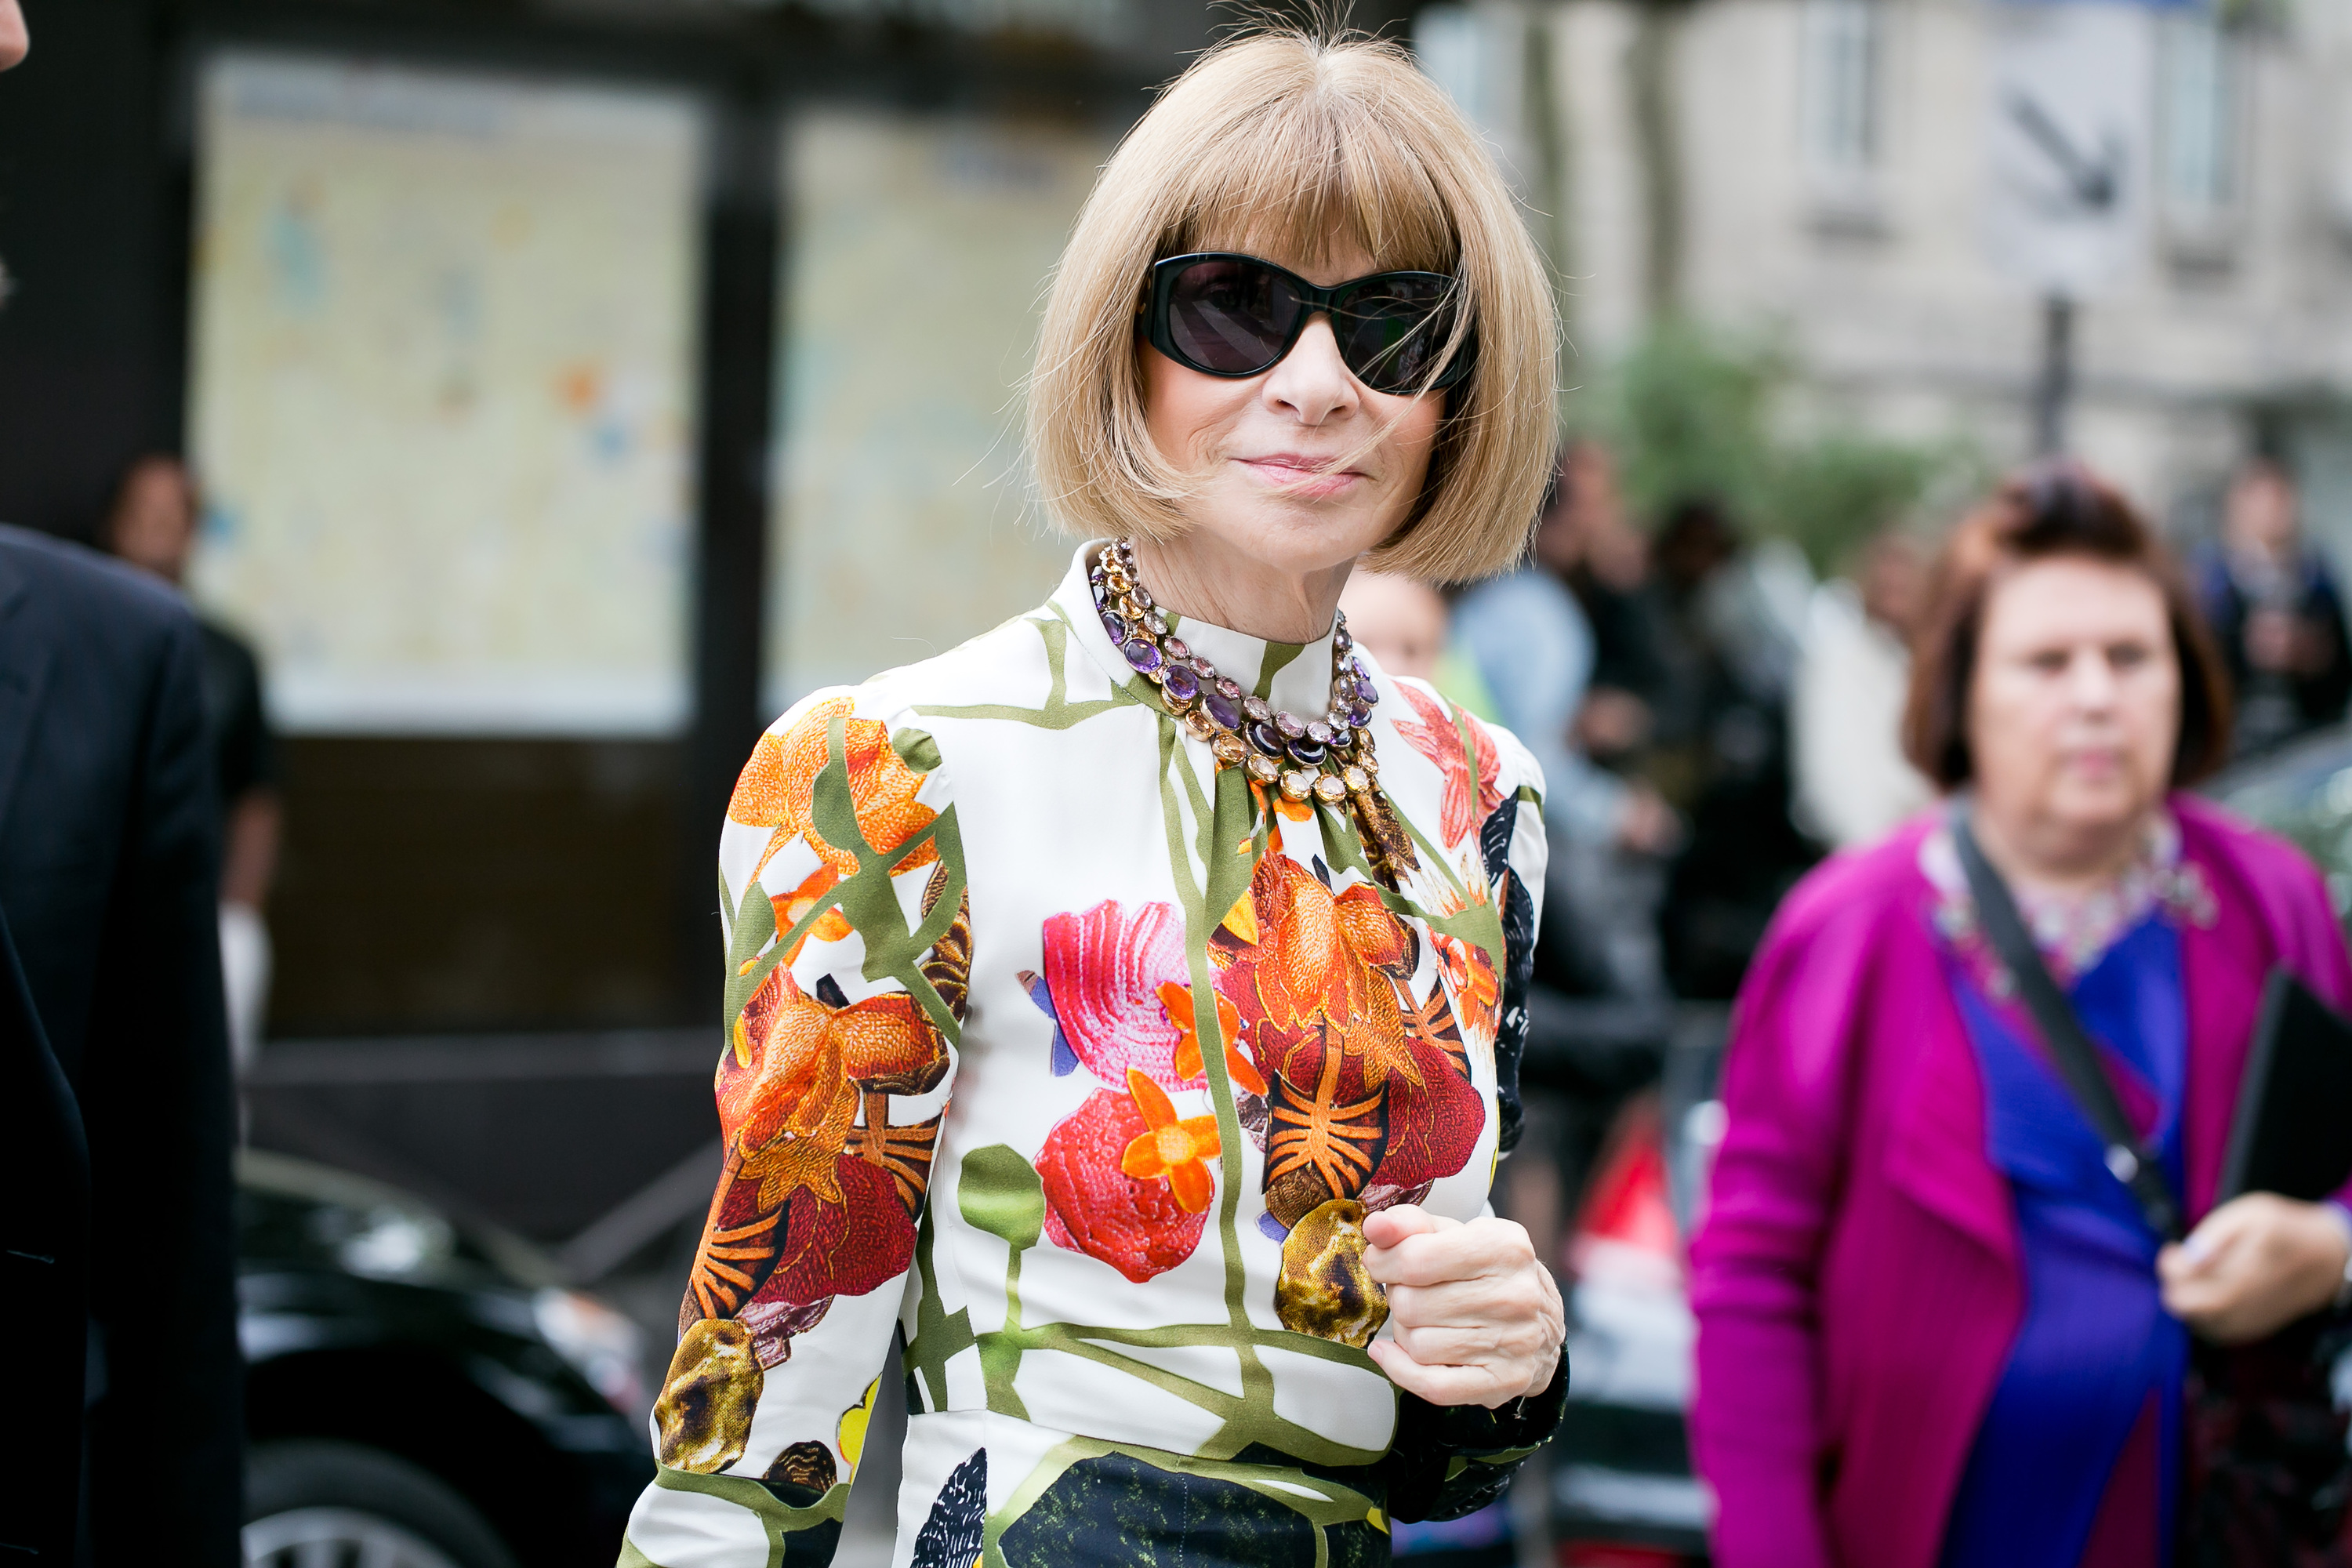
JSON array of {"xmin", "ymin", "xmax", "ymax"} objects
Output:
[{"xmin": 0, "ymin": 6, "xmax": 244, "ymax": 1564}]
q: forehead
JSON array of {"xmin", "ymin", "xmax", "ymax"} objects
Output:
[{"xmin": 1982, "ymin": 555, "xmax": 2169, "ymax": 641}]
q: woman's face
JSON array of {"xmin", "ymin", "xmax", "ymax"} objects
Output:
[
  {"xmin": 1142, "ymin": 239, "xmax": 1444, "ymax": 582},
  {"xmin": 1968, "ymin": 556, "xmax": 2180, "ymax": 853}
]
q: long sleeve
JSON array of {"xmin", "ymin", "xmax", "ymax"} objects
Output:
[
  {"xmin": 1380, "ymin": 721, "xmax": 1561, "ymax": 1520},
  {"xmin": 1686, "ymin": 893, "xmax": 1873, "ymax": 1568},
  {"xmin": 82, "ymin": 608, "xmax": 241, "ymax": 1566},
  {"xmin": 621, "ymin": 686, "xmax": 968, "ymax": 1567}
]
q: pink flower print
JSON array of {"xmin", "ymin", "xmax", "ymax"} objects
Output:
[{"xmin": 1039, "ymin": 900, "xmax": 1192, "ymax": 1091}]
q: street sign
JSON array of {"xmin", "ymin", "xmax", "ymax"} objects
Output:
[{"xmin": 1982, "ymin": 2, "xmax": 2153, "ymax": 298}]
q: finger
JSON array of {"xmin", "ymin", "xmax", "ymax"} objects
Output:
[
  {"xmin": 1366, "ymin": 1221, "xmax": 1534, "ymax": 1287},
  {"xmin": 1361, "ymin": 1204, "xmax": 1449, "ymax": 1250},
  {"xmin": 1366, "ymin": 1338, "xmax": 1514, "ymax": 1407},
  {"xmin": 1383, "ymin": 1276, "xmax": 1552, "ymax": 1332}
]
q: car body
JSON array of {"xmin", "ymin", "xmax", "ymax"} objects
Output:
[
  {"xmin": 238, "ymin": 1149, "xmax": 653, "ymax": 1568},
  {"xmin": 1544, "ymin": 728, "xmax": 2352, "ymax": 1567}
]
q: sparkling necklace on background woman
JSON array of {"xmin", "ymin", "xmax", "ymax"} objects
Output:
[{"xmin": 1090, "ymin": 538, "xmax": 1419, "ymax": 881}]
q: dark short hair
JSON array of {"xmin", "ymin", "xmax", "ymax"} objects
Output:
[{"xmin": 1900, "ymin": 460, "xmax": 2233, "ymax": 789}]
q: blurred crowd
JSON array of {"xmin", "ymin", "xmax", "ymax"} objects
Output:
[{"xmin": 1346, "ymin": 439, "xmax": 2352, "ymax": 1566}]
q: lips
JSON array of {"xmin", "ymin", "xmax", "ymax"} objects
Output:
[{"xmin": 1237, "ymin": 456, "xmax": 1364, "ymax": 496}]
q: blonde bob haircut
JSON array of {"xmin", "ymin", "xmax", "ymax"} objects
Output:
[{"xmin": 1027, "ymin": 27, "xmax": 1558, "ymax": 583}]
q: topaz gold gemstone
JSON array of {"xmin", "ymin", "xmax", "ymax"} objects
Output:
[
  {"xmin": 1280, "ymin": 769, "xmax": 1314, "ymax": 801},
  {"xmin": 1183, "ymin": 710, "xmax": 1218, "ymax": 742},
  {"xmin": 1246, "ymin": 753, "xmax": 1280, "ymax": 784},
  {"xmin": 1211, "ymin": 731, "xmax": 1248, "ymax": 765},
  {"xmin": 1359, "ymin": 752, "xmax": 1380, "ymax": 776},
  {"xmin": 1313, "ymin": 773, "xmax": 1348, "ymax": 805},
  {"xmin": 1342, "ymin": 765, "xmax": 1370, "ymax": 793}
]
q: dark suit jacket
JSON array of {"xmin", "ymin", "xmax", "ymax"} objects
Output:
[{"xmin": 0, "ymin": 527, "xmax": 241, "ymax": 1564}]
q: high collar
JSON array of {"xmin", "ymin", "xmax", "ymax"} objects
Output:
[{"xmin": 1052, "ymin": 542, "xmax": 1342, "ymax": 721}]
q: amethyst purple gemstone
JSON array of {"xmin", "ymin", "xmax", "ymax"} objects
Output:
[
  {"xmin": 1353, "ymin": 675, "xmax": 1378, "ymax": 704},
  {"xmin": 1163, "ymin": 665, "xmax": 1200, "ymax": 702},
  {"xmin": 1350, "ymin": 704, "xmax": 1374, "ymax": 728},
  {"xmin": 1163, "ymin": 637, "xmax": 1191, "ymax": 662},
  {"xmin": 1100, "ymin": 611, "xmax": 1127, "ymax": 642},
  {"xmin": 1201, "ymin": 691, "xmax": 1243, "ymax": 731},
  {"xmin": 1122, "ymin": 638, "xmax": 1163, "ymax": 673}
]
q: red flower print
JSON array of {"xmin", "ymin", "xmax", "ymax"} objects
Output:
[
  {"xmin": 1391, "ymin": 683, "xmax": 1501, "ymax": 850},
  {"xmin": 1036, "ymin": 1089, "xmax": 1210, "ymax": 1283},
  {"xmin": 1040, "ymin": 900, "xmax": 1192, "ymax": 1090}
]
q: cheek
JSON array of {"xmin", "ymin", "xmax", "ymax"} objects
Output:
[
  {"xmin": 2127, "ymin": 660, "xmax": 2184, "ymax": 767},
  {"xmin": 1142, "ymin": 350, "xmax": 1248, "ymax": 462}
]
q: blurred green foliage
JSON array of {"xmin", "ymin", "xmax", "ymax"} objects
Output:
[{"xmin": 1581, "ymin": 319, "xmax": 1976, "ymax": 572}]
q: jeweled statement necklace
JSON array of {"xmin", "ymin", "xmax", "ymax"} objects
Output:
[{"xmin": 1091, "ymin": 539, "xmax": 1418, "ymax": 880}]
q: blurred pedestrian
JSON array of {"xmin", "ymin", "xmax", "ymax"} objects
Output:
[
  {"xmin": 1790, "ymin": 528, "xmax": 1934, "ymax": 848},
  {"xmin": 620, "ymin": 28, "xmax": 1567, "ymax": 1566},
  {"xmin": 2193, "ymin": 456, "xmax": 2352, "ymax": 757},
  {"xmin": 106, "ymin": 454, "xmax": 281, "ymax": 1073},
  {"xmin": 0, "ymin": 24, "xmax": 241, "ymax": 1564},
  {"xmin": 1690, "ymin": 463, "xmax": 2352, "ymax": 1568},
  {"xmin": 1458, "ymin": 445, "xmax": 1675, "ymax": 1014},
  {"xmin": 1646, "ymin": 497, "xmax": 1819, "ymax": 1000}
]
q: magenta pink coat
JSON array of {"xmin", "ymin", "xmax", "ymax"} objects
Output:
[{"xmin": 1687, "ymin": 796, "xmax": 2352, "ymax": 1568}]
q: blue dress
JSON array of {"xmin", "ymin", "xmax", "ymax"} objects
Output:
[{"xmin": 1940, "ymin": 909, "xmax": 2190, "ymax": 1568}]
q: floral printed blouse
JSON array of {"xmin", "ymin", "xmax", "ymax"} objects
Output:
[{"xmin": 618, "ymin": 544, "xmax": 1561, "ymax": 1568}]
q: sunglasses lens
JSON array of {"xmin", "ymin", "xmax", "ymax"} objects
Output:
[
  {"xmin": 1165, "ymin": 258, "xmax": 1299, "ymax": 375},
  {"xmin": 1335, "ymin": 277, "xmax": 1463, "ymax": 392}
]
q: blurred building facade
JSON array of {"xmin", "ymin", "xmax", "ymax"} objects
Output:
[{"xmin": 1432, "ymin": 0, "xmax": 2352, "ymax": 548}]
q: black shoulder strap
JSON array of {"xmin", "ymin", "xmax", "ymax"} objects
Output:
[{"xmin": 1951, "ymin": 811, "xmax": 2184, "ymax": 1242}]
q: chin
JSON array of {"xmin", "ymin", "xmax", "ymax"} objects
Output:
[{"xmin": 1203, "ymin": 490, "xmax": 1396, "ymax": 574}]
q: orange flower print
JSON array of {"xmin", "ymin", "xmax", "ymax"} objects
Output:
[
  {"xmin": 1235, "ymin": 855, "xmax": 1420, "ymax": 1093},
  {"xmin": 1429, "ymin": 931, "xmax": 1500, "ymax": 1045},
  {"xmin": 728, "ymin": 695, "xmax": 939, "ymax": 884},
  {"xmin": 1118, "ymin": 1069, "xmax": 1221, "ymax": 1214},
  {"xmin": 1157, "ymin": 980, "xmax": 1266, "ymax": 1096},
  {"xmin": 1391, "ymin": 683, "xmax": 1501, "ymax": 850},
  {"xmin": 766, "ymin": 866, "xmax": 855, "ymax": 968}
]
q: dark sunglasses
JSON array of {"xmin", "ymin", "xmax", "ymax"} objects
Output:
[{"xmin": 1142, "ymin": 252, "xmax": 1475, "ymax": 394}]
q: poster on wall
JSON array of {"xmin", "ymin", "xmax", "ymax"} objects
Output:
[
  {"xmin": 187, "ymin": 53, "xmax": 703, "ymax": 735},
  {"xmin": 765, "ymin": 110, "xmax": 1112, "ymax": 714}
]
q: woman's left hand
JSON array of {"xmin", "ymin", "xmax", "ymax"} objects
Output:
[
  {"xmin": 2158, "ymin": 1193, "xmax": 2352, "ymax": 1345},
  {"xmin": 1361, "ymin": 1205, "xmax": 1565, "ymax": 1409}
]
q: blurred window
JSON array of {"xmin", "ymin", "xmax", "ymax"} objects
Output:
[
  {"xmin": 2158, "ymin": 13, "xmax": 2239, "ymax": 223},
  {"xmin": 762, "ymin": 111, "xmax": 1109, "ymax": 713},
  {"xmin": 1801, "ymin": 0, "xmax": 1882, "ymax": 177},
  {"xmin": 188, "ymin": 53, "xmax": 705, "ymax": 736}
]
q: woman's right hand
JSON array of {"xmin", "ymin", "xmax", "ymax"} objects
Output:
[{"xmin": 2158, "ymin": 1193, "xmax": 2352, "ymax": 1345}]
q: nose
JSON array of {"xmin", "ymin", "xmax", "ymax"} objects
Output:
[
  {"xmin": 1260, "ymin": 314, "xmax": 1362, "ymax": 426},
  {"xmin": 2068, "ymin": 646, "xmax": 2121, "ymax": 710}
]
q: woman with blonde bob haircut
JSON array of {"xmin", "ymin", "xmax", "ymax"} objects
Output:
[{"xmin": 619, "ymin": 27, "xmax": 1566, "ymax": 1568}]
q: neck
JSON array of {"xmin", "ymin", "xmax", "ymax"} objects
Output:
[
  {"xmin": 1129, "ymin": 532, "xmax": 1350, "ymax": 644},
  {"xmin": 1969, "ymin": 800, "xmax": 2154, "ymax": 900}
]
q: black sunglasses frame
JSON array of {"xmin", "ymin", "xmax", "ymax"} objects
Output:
[{"xmin": 1142, "ymin": 252, "xmax": 1475, "ymax": 394}]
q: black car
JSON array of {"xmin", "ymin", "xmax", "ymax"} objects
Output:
[
  {"xmin": 238, "ymin": 1149, "xmax": 654, "ymax": 1568},
  {"xmin": 1544, "ymin": 727, "xmax": 2352, "ymax": 1567}
]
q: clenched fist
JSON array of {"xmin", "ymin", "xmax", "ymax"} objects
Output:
[{"xmin": 1362, "ymin": 1205, "xmax": 1565, "ymax": 1409}]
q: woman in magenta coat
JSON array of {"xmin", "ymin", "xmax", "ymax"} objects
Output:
[{"xmin": 1689, "ymin": 464, "xmax": 2352, "ymax": 1568}]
